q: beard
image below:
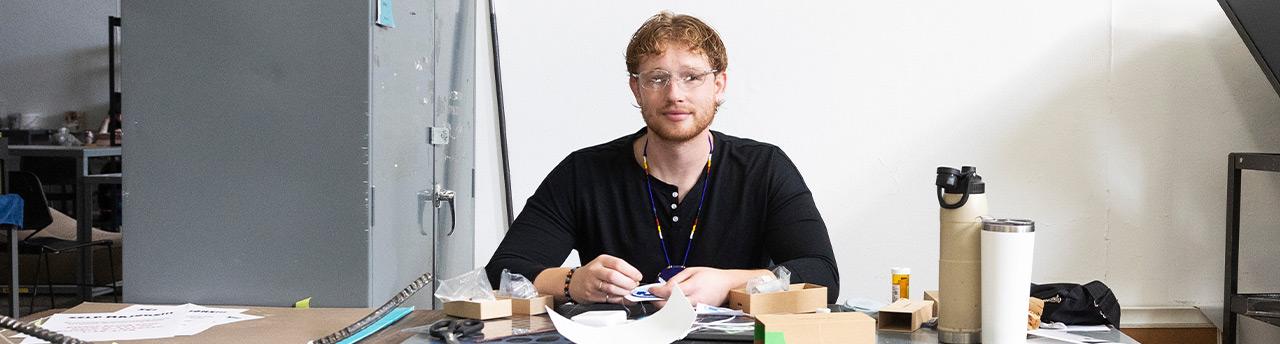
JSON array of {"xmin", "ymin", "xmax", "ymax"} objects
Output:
[{"xmin": 641, "ymin": 105, "xmax": 717, "ymax": 142}]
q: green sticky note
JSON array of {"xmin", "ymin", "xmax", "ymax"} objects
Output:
[
  {"xmin": 295, "ymin": 297, "xmax": 312, "ymax": 308},
  {"xmin": 754, "ymin": 324, "xmax": 786, "ymax": 344}
]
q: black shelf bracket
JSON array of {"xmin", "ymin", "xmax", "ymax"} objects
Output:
[{"xmin": 1224, "ymin": 153, "xmax": 1280, "ymax": 344}]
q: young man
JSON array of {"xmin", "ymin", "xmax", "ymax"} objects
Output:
[{"xmin": 486, "ymin": 11, "xmax": 838, "ymax": 307}]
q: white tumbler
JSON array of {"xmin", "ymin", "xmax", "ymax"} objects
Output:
[{"xmin": 981, "ymin": 218, "xmax": 1035, "ymax": 344}]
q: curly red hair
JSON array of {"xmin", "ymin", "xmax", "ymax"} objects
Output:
[{"xmin": 625, "ymin": 11, "xmax": 727, "ymax": 74}]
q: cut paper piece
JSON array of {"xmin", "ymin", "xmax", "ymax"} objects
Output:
[
  {"xmin": 336, "ymin": 307, "xmax": 414, "ymax": 344},
  {"xmin": 547, "ymin": 285, "xmax": 696, "ymax": 344},
  {"xmin": 625, "ymin": 283, "xmax": 663, "ymax": 302}
]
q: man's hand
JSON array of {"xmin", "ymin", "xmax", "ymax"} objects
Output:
[
  {"xmin": 648, "ymin": 267, "xmax": 773, "ymax": 307},
  {"xmin": 570, "ymin": 254, "xmax": 643, "ymax": 304}
]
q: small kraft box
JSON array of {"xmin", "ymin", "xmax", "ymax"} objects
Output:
[
  {"xmin": 728, "ymin": 283, "xmax": 828, "ymax": 315},
  {"xmin": 442, "ymin": 298, "xmax": 512, "ymax": 320},
  {"xmin": 754, "ymin": 312, "xmax": 875, "ymax": 344},
  {"xmin": 496, "ymin": 293, "xmax": 553, "ymax": 315},
  {"xmin": 877, "ymin": 299, "xmax": 934, "ymax": 332},
  {"xmin": 923, "ymin": 290, "xmax": 940, "ymax": 315}
]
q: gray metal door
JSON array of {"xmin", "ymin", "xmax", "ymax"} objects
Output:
[
  {"xmin": 429, "ymin": 0, "xmax": 476, "ymax": 309},
  {"xmin": 367, "ymin": 0, "xmax": 474, "ymax": 309}
]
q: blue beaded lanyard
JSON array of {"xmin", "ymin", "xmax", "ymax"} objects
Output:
[{"xmin": 642, "ymin": 134, "xmax": 713, "ymax": 282}]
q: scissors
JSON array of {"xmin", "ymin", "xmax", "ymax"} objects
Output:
[{"xmin": 428, "ymin": 318, "xmax": 484, "ymax": 344}]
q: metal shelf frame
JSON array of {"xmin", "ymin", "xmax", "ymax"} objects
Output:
[{"xmin": 1224, "ymin": 153, "xmax": 1280, "ymax": 344}]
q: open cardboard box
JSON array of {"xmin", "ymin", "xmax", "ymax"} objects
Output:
[
  {"xmin": 877, "ymin": 299, "xmax": 934, "ymax": 332},
  {"xmin": 924, "ymin": 290, "xmax": 940, "ymax": 315},
  {"xmin": 442, "ymin": 298, "xmax": 512, "ymax": 320},
  {"xmin": 754, "ymin": 312, "xmax": 875, "ymax": 344},
  {"xmin": 728, "ymin": 283, "xmax": 827, "ymax": 315},
  {"xmin": 496, "ymin": 293, "xmax": 553, "ymax": 315}
]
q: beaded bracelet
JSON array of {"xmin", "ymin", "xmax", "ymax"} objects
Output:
[{"xmin": 563, "ymin": 267, "xmax": 579, "ymax": 301}]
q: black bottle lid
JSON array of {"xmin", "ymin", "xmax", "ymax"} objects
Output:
[{"xmin": 936, "ymin": 166, "xmax": 985, "ymax": 195}]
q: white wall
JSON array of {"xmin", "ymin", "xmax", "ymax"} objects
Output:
[
  {"xmin": 0, "ymin": 0, "xmax": 118, "ymax": 130},
  {"xmin": 475, "ymin": 0, "xmax": 1280, "ymax": 336}
]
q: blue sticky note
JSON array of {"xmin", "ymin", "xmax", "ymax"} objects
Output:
[
  {"xmin": 336, "ymin": 306, "xmax": 414, "ymax": 344},
  {"xmin": 376, "ymin": 0, "xmax": 396, "ymax": 27}
]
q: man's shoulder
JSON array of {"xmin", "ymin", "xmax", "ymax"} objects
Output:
[
  {"xmin": 715, "ymin": 131, "xmax": 784, "ymax": 156},
  {"xmin": 562, "ymin": 130, "xmax": 642, "ymax": 163}
]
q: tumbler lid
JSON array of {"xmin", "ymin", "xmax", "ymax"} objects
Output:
[{"xmin": 982, "ymin": 218, "xmax": 1035, "ymax": 233}]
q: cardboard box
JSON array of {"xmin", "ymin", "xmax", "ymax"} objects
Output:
[
  {"xmin": 442, "ymin": 298, "xmax": 512, "ymax": 320},
  {"xmin": 728, "ymin": 283, "xmax": 828, "ymax": 315},
  {"xmin": 497, "ymin": 294, "xmax": 553, "ymax": 315},
  {"xmin": 877, "ymin": 299, "xmax": 934, "ymax": 332},
  {"xmin": 923, "ymin": 290, "xmax": 940, "ymax": 315},
  {"xmin": 754, "ymin": 312, "xmax": 875, "ymax": 344},
  {"xmin": 1118, "ymin": 307, "xmax": 1217, "ymax": 344}
]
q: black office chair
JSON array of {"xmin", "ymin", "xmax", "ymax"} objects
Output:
[{"xmin": 7, "ymin": 171, "xmax": 117, "ymax": 312}]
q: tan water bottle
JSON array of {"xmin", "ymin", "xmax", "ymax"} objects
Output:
[{"xmin": 937, "ymin": 166, "xmax": 987, "ymax": 343}]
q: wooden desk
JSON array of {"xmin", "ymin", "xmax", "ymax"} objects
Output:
[
  {"xmin": 12, "ymin": 303, "xmax": 1142, "ymax": 343},
  {"xmin": 6, "ymin": 145, "xmax": 121, "ymax": 299}
]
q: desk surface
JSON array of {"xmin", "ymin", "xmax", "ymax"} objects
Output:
[{"xmin": 8, "ymin": 303, "xmax": 1140, "ymax": 343}]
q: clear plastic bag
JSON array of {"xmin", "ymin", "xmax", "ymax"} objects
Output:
[
  {"xmin": 497, "ymin": 269, "xmax": 539, "ymax": 299},
  {"xmin": 433, "ymin": 268, "xmax": 496, "ymax": 302},
  {"xmin": 746, "ymin": 266, "xmax": 791, "ymax": 294}
]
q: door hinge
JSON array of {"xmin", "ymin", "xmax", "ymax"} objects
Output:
[{"xmin": 429, "ymin": 127, "xmax": 450, "ymax": 145}]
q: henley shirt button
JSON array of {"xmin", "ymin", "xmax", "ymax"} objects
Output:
[
  {"xmin": 670, "ymin": 204, "xmax": 678, "ymax": 210},
  {"xmin": 671, "ymin": 191, "xmax": 678, "ymax": 198},
  {"xmin": 673, "ymin": 216, "xmax": 680, "ymax": 222}
]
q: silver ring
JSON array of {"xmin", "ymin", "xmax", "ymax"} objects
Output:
[{"xmin": 605, "ymin": 294, "xmax": 612, "ymax": 303}]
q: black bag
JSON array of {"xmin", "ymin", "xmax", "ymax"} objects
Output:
[{"xmin": 1030, "ymin": 280, "xmax": 1121, "ymax": 328}]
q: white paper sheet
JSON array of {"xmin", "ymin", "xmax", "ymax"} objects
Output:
[
  {"xmin": 118, "ymin": 304, "xmax": 262, "ymax": 336},
  {"xmin": 21, "ymin": 307, "xmax": 187, "ymax": 343},
  {"xmin": 1060, "ymin": 325, "xmax": 1111, "ymax": 332},
  {"xmin": 179, "ymin": 304, "xmax": 263, "ymax": 335},
  {"xmin": 546, "ymin": 285, "xmax": 697, "ymax": 344},
  {"xmin": 16, "ymin": 304, "xmax": 262, "ymax": 343},
  {"xmin": 1038, "ymin": 322, "xmax": 1111, "ymax": 332},
  {"xmin": 1029, "ymin": 329, "xmax": 1122, "ymax": 344}
]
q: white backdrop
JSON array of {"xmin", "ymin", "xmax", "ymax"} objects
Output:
[{"xmin": 473, "ymin": 0, "xmax": 1280, "ymax": 330}]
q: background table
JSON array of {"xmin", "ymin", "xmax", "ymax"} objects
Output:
[{"xmin": 6, "ymin": 145, "xmax": 122, "ymax": 299}]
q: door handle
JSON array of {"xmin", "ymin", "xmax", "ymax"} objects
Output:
[{"xmin": 418, "ymin": 184, "xmax": 457, "ymax": 236}]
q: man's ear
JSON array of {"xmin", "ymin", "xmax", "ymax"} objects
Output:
[
  {"xmin": 629, "ymin": 76, "xmax": 642, "ymax": 103},
  {"xmin": 714, "ymin": 70, "xmax": 728, "ymax": 105}
]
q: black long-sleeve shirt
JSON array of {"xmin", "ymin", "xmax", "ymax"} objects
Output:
[{"xmin": 486, "ymin": 128, "xmax": 840, "ymax": 303}]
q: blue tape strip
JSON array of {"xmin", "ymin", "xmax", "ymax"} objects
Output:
[{"xmin": 336, "ymin": 306, "xmax": 415, "ymax": 344}]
